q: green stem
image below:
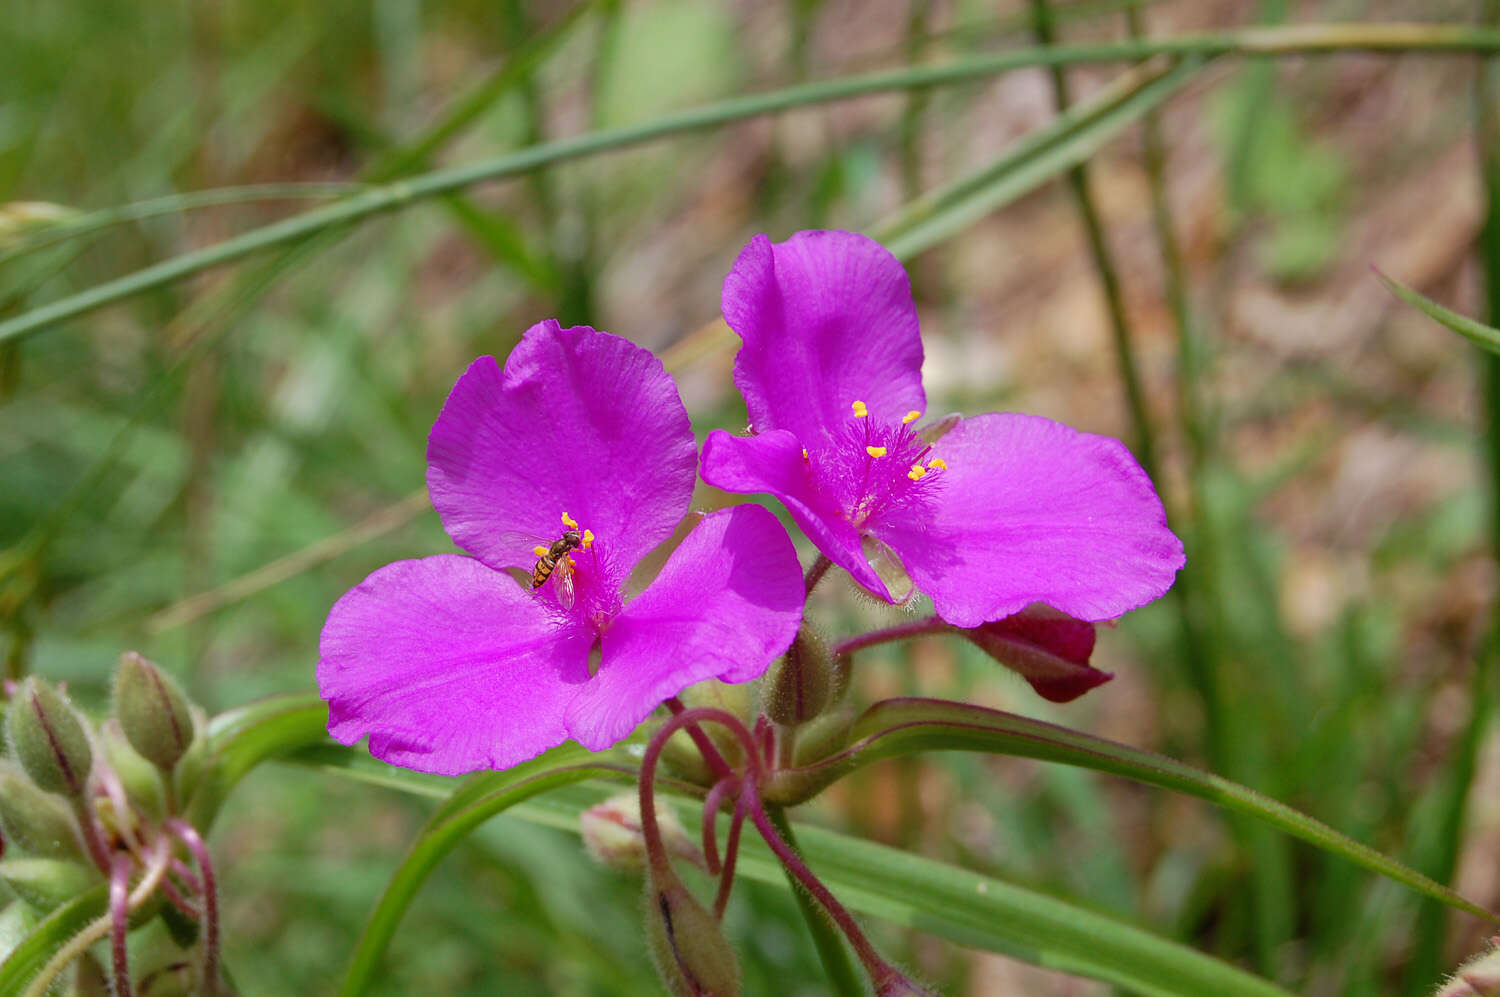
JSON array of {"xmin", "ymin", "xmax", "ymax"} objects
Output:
[
  {"xmin": 7, "ymin": 22, "xmax": 1500, "ymax": 343},
  {"xmin": 764, "ymin": 805, "xmax": 864, "ymax": 997},
  {"xmin": 1400, "ymin": 6, "xmax": 1500, "ymax": 990},
  {"xmin": 1030, "ymin": 0, "xmax": 1160, "ymax": 482},
  {"xmin": 0, "ymin": 183, "xmax": 361, "ymax": 264}
]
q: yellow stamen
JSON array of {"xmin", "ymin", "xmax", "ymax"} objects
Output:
[
  {"xmin": 582, "ymin": 529, "xmax": 595, "ymax": 549},
  {"xmin": 850, "ymin": 399, "xmax": 868, "ymax": 418},
  {"xmin": 907, "ymin": 464, "xmax": 927, "ymax": 481},
  {"xmin": 927, "ymin": 457, "xmax": 947, "ymax": 470},
  {"xmin": 532, "ymin": 545, "xmax": 550, "ymax": 557},
  {"xmin": 561, "ymin": 511, "xmax": 579, "ymax": 529},
  {"xmin": 902, "ymin": 409, "xmax": 923, "ymax": 424},
  {"xmin": 866, "ymin": 445, "xmax": 887, "ymax": 458},
  {"xmin": 801, "ymin": 448, "xmax": 809, "ymax": 459}
]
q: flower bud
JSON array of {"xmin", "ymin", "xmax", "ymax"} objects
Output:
[
  {"xmin": 114, "ymin": 652, "xmax": 196, "ymax": 773},
  {"xmin": 764, "ymin": 627, "xmax": 834, "ymax": 727},
  {"xmin": 960, "ymin": 605, "xmax": 1110, "ymax": 703},
  {"xmin": 0, "ymin": 763, "xmax": 86, "ymax": 861},
  {"xmin": 7, "ymin": 677, "xmax": 93, "ymax": 798},
  {"xmin": 1435, "ymin": 942, "xmax": 1500, "ymax": 996},
  {"xmin": 0, "ymin": 201, "xmax": 74, "ymax": 248},
  {"xmin": 582, "ymin": 793, "xmax": 703, "ymax": 871},
  {"xmin": 100, "ymin": 719, "xmax": 165, "ymax": 821},
  {"xmin": 0, "ymin": 856, "xmax": 99, "ymax": 914},
  {"xmin": 644, "ymin": 874, "xmax": 741, "ymax": 996}
]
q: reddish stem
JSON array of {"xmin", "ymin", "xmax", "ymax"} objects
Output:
[
  {"xmin": 699, "ymin": 776, "xmax": 738, "ymax": 877},
  {"xmin": 663, "ymin": 696, "xmax": 733, "ymax": 781},
  {"xmin": 712, "ymin": 792, "xmax": 749, "ymax": 920},
  {"xmin": 743, "ymin": 783, "xmax": 894, "ymax": 983},
  {"xmin": 110, "ymin": 852, "xmax": 134, "ymax": 997},
  {"xmin": 159, "ymin": 873, "xmax": 200, "ymax": 919},
  {"xmin": 804, "ymin": 555, "xmax": 833, "ymax": 594},
  {"xmin": 170, "ymin": 857, "xmax": 203, "ymax": 893},
  {"xmin": 639, "ymin": 707, "xmax": 759, "ymax": 884},
  {"xmin": 167, "ymin": 819, "xmax": 218, "ymax": 996},
  {"xmin": 831, "ymin": 616, "xmax": 949, "ymax": 659},
  {"xmin": 74, "ymin": 801, "xmax": 114, "ymax": 874}
]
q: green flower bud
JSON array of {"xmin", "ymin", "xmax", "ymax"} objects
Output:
[
  {"xmin": 114, "ymin": 652, "xmax": 196, "ymax": 773},
  {"xmin": 7, "ymin": 677, "xmax": 93, "ymax": 798},
  {"xmin": 0, "ymin": 856, "xmax": 99, "ymax": 914},
  {"xmin": 764, "ymin": 627, "xmax": 833, "ymax": 727},
  {"xmin": 581, "ymin": 793, "xmax": 703, "ymax": 871},
  {"xmin": 100, "ymin": 719, "xmax": 165, "ymax": 821},
  {"xmin": 0, "ymin": 763, "xmax": 86, "ymax": 861},
  {"xmin": 644, "ymin": 874, "xmax": 741, "ymax": 997}
]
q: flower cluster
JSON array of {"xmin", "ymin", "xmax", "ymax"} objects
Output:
[
  {"xmin": 1, "ymin": 657, "xmax": 222, "ymax": 995},
  {"xmin": 317, "ymin": 229, "xmax": 1185, "ymax": 995}
]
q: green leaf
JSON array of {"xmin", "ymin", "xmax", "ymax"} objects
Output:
[
  {"xmin": 764, "ymin": 698, "xmax": 1497, "ymax": 923},
  {"xmin": 1376, "ymin": 269, "xmax": 1500, "ymax": 355},
  {"xmin": 0, "ymin": 885, "xmax": 107, "ymax": 995},
  {"xmin": 513, "ymin": 785, "xmax": 1292, "ymax": 997},
  {"xmin": 877, "ymin": 56, "xmax": 1203, "ymax": 259},
  {"xmin": 185, "ymin": 692, "xmax": 330, "ymax": 830},
  {"xmin": 334, "ymin": 744, "xmax": 646, "ymax": 997}
]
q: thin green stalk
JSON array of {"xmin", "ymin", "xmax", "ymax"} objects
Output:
[
  {"xmin": 0, "ymin": 184, "xmax": 361, "ymax": 264},
  {"xmin": 765, "ymin": 804, "xmax": 864, "ymax": 997},
  {"xmin": 899, "ymin": 0, "xmax": 935, "ymax": 204},
  {"xmin": 1034, "ymin": 0, "xmax": 1296, "ymax": 977},
  {"xmin": 7, "ymin": 22, "xmax": 1500, "ymax": 344},
  {"xmin": 1400, "ymin": 6, "xmax": 1500, "ymax": 990},
  {"xmin": 1030, "ymin": 0, "xmax": 1160, "ymax": 481},
  {"xmin": 1127, "ymin": 6, "xmax": 1207, "ymax": 473}
]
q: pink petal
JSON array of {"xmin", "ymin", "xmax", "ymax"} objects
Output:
[
  {"xmin": 700, "ymin": 428, "xmax": 891, "ymax": 598},
  {"xmin": 961, "ymin": 605, "xmax": 1112, "ymax": 703},
  {"xmin": 723, "ymin": 231, "xmax": 925, "ymax": 445},
  {"xmin": 318, "ymin": 555, "xmax": 593, "ymax": 775},
  {"xmin": 426, "ymin": 322, "xmax": 697, "ymax": 581},
  {"xmin": 877, "ymin": 414, "xmax": 1185, "ymax": 627},
  {"xmin": 565, "ymin": 505, "xmax": 804, "ymax": 751}
]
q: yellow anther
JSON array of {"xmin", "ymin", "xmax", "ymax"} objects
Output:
[
  {"xmin": 907, "ymin": 464, "xmax": 927, "ymax": 481},
  {"xmin": 866, "ymin": 445, "xmax": 887, "ymax": 458},
  {"xmin": 533, "ymin": 545, "xmax": 550, "ymax": 557},
  {"xmin": 561, "ymin": 511, "xmax": 579, "ymax": 529},
  {"xmin": 582, "ymin": 529, "xmax": 595, "ymax": 549},
  {"xmin": 801, "ymin": 448, "xmax": 809, "ymax": 459},
  {"xmin": 902, "ymin": 410, "xmax": 923, "ymax": 424},
  {"xmin": 926, "ymin": 457, "xmax": 947, "ymax": 471},
  {"xmin": 850, "ymin": 400, "xmax": 868, "ymax": 418}
]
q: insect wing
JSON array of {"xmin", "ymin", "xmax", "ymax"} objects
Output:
[{"xmin": 554, "ymin": 558, "xmax": 577, "ymax": 611}]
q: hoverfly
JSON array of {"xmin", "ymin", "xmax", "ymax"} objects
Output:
[{"xmin": 528, "ymin": 526, "xmax": 588, "ymax": 611}]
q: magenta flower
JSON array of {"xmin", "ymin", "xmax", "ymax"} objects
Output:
[
  {"xmin": 318, "ymin": 322, "xmax": 804, "ymax": 776},
  {"xmin": 700, "ymin": 230, "xmax": 1184, "ymax": 629}
]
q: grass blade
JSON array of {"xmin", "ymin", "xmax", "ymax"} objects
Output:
[
  {"xmin": 766, "ymin": 697, "xmax": 1497, "ymax": 923},
  {"xmin": 1376, "ymin": 268, "xmax": 1500, "ymax": 355},
  {"xmin": 510, "ymin": 785, "xmax": 1293, "ymax": 997},
  {"xmin": 0, "ymin": 887, "xmax": 108, "ymax": 995},
  {"xmin": 8, "ymin": 23, "xmax": 1500, "ymax": 344},
  {"xmin": 333, "ymin": 746, "xmax": 643, "ymax": 997}
]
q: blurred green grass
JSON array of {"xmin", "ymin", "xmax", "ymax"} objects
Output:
[{"xmin": 3, "ymin": 0, "xmax": 1498, "ymax": 993}]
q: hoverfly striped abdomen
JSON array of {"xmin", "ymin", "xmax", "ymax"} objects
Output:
[{"xmin": 530, "ymin": 529, "xmax": 583, "ymax": 589}]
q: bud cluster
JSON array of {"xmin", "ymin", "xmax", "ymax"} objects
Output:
[{"xmin": 0, "ymin": 653, "xmax": 222, "ymax": 995}]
